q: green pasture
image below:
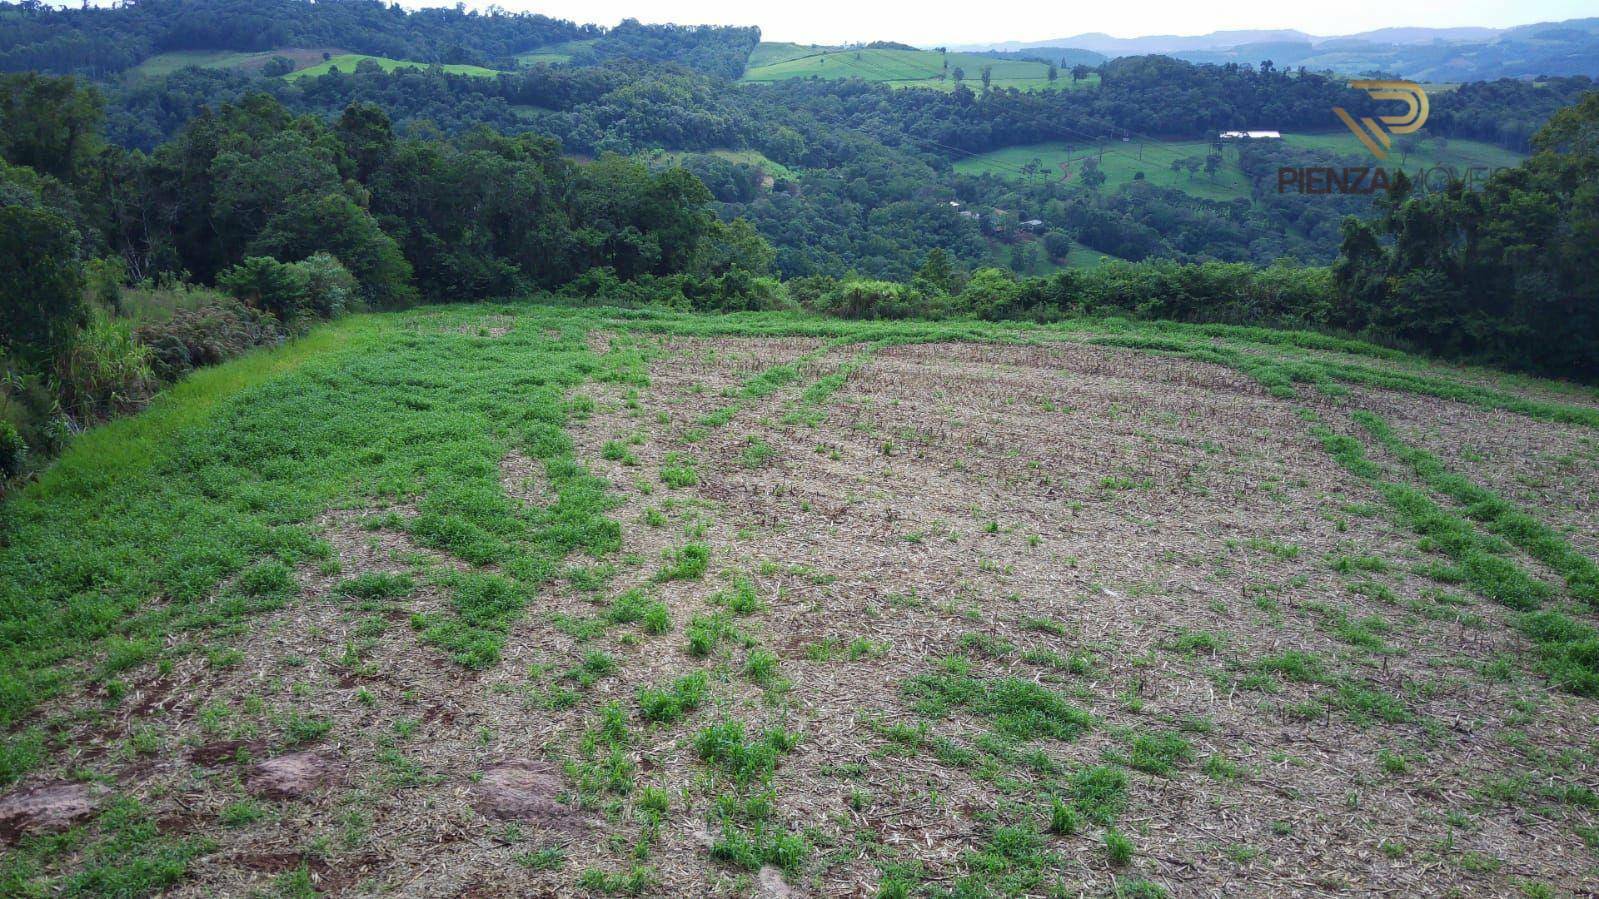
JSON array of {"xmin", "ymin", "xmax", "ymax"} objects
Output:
[
  {"xmin": 954, "ymin": 134, "xmax": 1527, "ymax": 201},
  {"xmin": 283, "ymin": 54, "xmax": 503, "ymax": 80},
  {"xmin": 740, "ymin": 45, "xmax": 1097, "ymax": 92}
]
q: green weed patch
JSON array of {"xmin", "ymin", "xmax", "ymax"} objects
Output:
[
  {"xmin": 1354, "ymin": 411, "xmax": 1599, "ymax": 606},
  {"xmin": 0, "ymin": 307, "xmax": 620, "ymax": 728}
]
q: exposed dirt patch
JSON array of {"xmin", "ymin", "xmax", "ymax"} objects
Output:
[
  {"xmin": 499, "ymin": 448, "xmax": 550, "ymax": 508},
  {"xmin": 758, "ymin": 865, "xmax": 796, "ymax": 897},
  {"xmin": 469, "ymin": 760, "xmax": 586, "ymax": 830},
  {"xmin": 0, "ymin": 781, "xmax": 111, "ymax": 842},
  {"xmin": 455, "ymin": 314, "xmax": 513, "ymax": 338},
  {"xmin": 245, "ymin": 751, "xmax": 338, "ymax": 800},
  {"xmin": 599, "ymin": 336, "xmax": 1599, "ymax": 896},
  {"xmin": 187, "ymin": 738, "xmax": 270, "ymax": 768},
  {"xmin": 10, "ymin": 321, "xmax": 1597, "ymax": 897}
]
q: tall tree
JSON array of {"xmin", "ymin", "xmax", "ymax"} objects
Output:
[
  {"xmin": 0, "ymin": 73, "xmax": 103, "ymax": 183},
  {"xmin": 0, "ymin": 205, "xmax": 85, "ymax": 365}
]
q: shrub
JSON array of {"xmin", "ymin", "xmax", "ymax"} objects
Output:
[
  {"xmin": 816, "ymin": 279, "xmax": 945, "ymax": 320},
  {"xmin": 249, "ymin": 193, "xmax": 417, "ymax": 309},
  {"xmin": 738, "ymin": 276, "xmax": 795, "ymax": 311},
  {"xmin": 85, "ymin": 256, "xmax": 127, "ymax": 313},
  {"xmin": 961, "ymin": 267, "xmax": 1025, "ymax": 321},
  {"xmin": 1042, "ymin": 230, "xmax": 1072, "ymax": 260},
  {"xmin": 0, "ymin": 360, "xmax": 63, "ymax": 479},
  {"xmin": 217, "ymin": 256, "xmax": 309, "ymax": 320},
  {"xmin": 0, "ymin": 420, "xmax": 26, "ymax": 479},
  {"xmin": 134, "ymin": 295, "xmax": 281, "ymax": 381},
  {"xmin": 52, "ymin": 308, "xmax": 154, "ymax": 423},
  {"xmin": 559, "ymin": 268, "xmax": 794, "ymax": 315},
  {"xmin": 294, "ymin": 252, "xmax": 360, "ymax": 318},
  {"xmin": 783, "ymin": 274, "xmax": 839, "ymax": 308}
]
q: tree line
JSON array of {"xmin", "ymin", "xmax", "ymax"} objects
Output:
[
  {"xmin": 0, "ymin": 73, "xmax": 778, "ymax": 480},
  {"xmin": 0, "ymin": 0, "xmax": 758, "ymax": 80},
  {"xmin": 0, "ymin": 0, "xmax": 588, "ymax": 77},
  {"xmin": 1333, "ymin": 93, "xmax": 1599, "ymax": 380}
]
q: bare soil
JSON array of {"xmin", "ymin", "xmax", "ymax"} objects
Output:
[{"xmin": 7, "ymin": 334, "xmax": 1597, "ymax": 896}]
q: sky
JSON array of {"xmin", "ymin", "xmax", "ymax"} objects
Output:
[{"xmin": 405, "ymin": 0, "xmax": 1598, "ymax": 46}]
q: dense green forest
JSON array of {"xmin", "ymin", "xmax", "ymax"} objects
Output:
[
  {"xmin": 1, "ymin": 0, "xmax": 1597, "ymax": 485},
  {"xmin": 0, "ymin": 0, "xmax": 757, "ymax": 80},
  {"xmin": 72, "ymin": 51, "xmax": 1592, "ymax": 275},
  {"xmin": 0, "ymin": 0, "xmax": 587, "ymax": 75},
  {"xmin": 0, "ymin": 72, "xmax": 781, "ymax": 476},
  {"xmin": 8, "ymin": 0, "xmax": 1588, "ymax": 281}
]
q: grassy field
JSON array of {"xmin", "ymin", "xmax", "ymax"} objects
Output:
[
  {"xmin": 2, "ymin": 303, "xmax": 1597, "ymax": 896},
  {"xmin": 1064, "ymin": 244, "xmax": 1119, "ymax": 268},
  {"xmin": 955, "ymin": 139, "xmax": 1252, "ymax": 201},
  {"xmin": 283, "ymin": 54, "xmax": 503, "ymax": 80},
  {"xmin": 955, "ymin": 134, "xmax": 1528, "ymax": 201},
  {"xmin": 1280, "ymin": 132, "xmax": 1527, "ymax": 170},
  {"xmin": 643, "ymin": 147, "xmax": 797, "ymax": 181},
  {"xmin": 740, "ymin": 44, "xmax": 1098, "ymax": 92},
  {"xmin": 984, "ymin": 237, "xmax": 1118, "ymax": 273},
  {"xmin": 745, "ymin": 41, "xmax": 824, "ymax": 69},
  {"xmin": 515, "ymin": 39, "xmax": 598, "ymax": 66},
  {"xmin": 128, "ymin": 47, "xmax": 343, "ymax": 78},
  {"xmin": 129, "ymin": 50, "xmax": 274, "ymax": 78}
]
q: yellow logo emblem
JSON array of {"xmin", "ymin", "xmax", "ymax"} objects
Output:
[{"xmin": 1334, "ymin": 81, "xmax": 1429, "ymax": 159}]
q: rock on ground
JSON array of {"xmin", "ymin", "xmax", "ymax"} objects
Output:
[{"xmin": 0, "ymin": 781, "xmax": 111, "ymax": 841}]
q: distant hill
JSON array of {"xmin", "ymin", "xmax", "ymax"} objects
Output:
[
  {"xmin": 955, "ymin": 18, "xmax": 1599, "ymax": 80},
  {"xmin": 970, "ymin": 29, "xmax": 1314, "ymax": 56},
  {"xmin": 1344, "ymin": 26, "xmax": 1501, "ymax": 44}
]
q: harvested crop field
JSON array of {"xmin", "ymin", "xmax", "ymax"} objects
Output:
[{"xmin": 2, "ymin": 305, "xmax": 1597, "ymax": 897}]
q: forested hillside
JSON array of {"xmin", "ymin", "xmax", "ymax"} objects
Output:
[
  {"xmin": 82, "ymin": 49, "xmax": 1592, "ymax": 278},
  {"xmin": 0, "ymin": 0, "xmax": 589, "ymax": 76}
]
